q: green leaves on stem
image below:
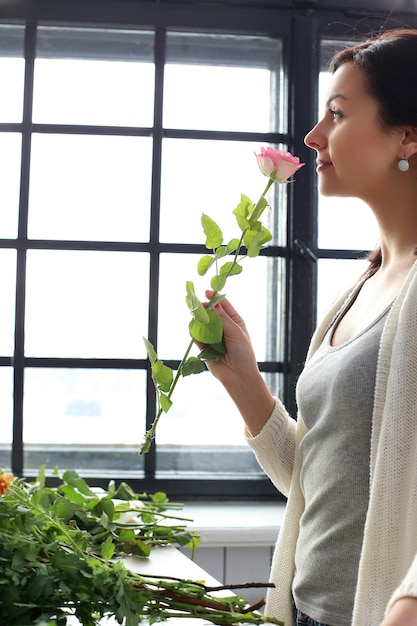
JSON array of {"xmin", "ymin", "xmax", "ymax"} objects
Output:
[
  {"xmin": 233, "ymin": 194, "xmax": 272, "ymax": 258},
  {"xmin": 4, "ymin": 466, "xmax": 280, "ymax": 625},
  {"xmin": 0, "ymin": 467, "xmax": 212, "ymax": 626},
  {"xmin": 141, "ymin": 181, "xmax": 274, "ymax": 455}
]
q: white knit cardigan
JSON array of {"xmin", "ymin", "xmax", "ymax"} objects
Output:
[{"xmin": 248, "ymin": 260, "xmax": 417, "ymax": 626}]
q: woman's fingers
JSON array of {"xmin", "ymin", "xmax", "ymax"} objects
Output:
[{"xmin": 205, "ymin": 291, "xmax": 249, "ymax": 336}]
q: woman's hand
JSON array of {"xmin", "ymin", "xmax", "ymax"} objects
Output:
[
  {"xmin": 198, "ymin": 291, "xmax": 275, "ymax": 436},
  {"xmin": 381, "ymin": 597, "xmax": 417, "ymax": 626},
  {"xmin": 198, "ymin": 291, "xmax": 257, "ymax": 383}
]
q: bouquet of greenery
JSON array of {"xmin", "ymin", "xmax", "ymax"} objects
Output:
[
  {"xmin": 141, "ymin": 146, "xmax": 304, "ymax": 453},
  {"xmin": 0, "ymin": 468, "xmax": 284, "ymax": 626}
]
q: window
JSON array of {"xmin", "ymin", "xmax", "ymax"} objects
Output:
[
  {"xmin": 1, "ymin": 19, "xmax": 288, "ymax": 497},
  {"xmin": 2, "ymin": 2, "xmax": 415, "ymax": 498}
]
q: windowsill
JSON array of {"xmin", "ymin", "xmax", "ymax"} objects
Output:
[{"xmin": 181, "ymin": 501, "xmax": 286, "ymax": 547}]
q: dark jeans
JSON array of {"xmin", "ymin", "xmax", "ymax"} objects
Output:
[{"xmin": 295, "ymin": 609, "xmax": 331, "ymax": 626}]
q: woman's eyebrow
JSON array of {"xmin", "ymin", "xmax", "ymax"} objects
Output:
[{"xmin": 325, "ymin": 93, "xmax": 348, "ymax": 107}]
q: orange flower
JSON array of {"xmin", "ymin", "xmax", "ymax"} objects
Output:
[{"xmin": 0, "ymin": 471, "xmax": 14, "ymax": 495}]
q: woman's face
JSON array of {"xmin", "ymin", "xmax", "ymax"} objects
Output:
[{"xmin": 304, "ymin": 61, "xmax": 404, "ymax": 201}]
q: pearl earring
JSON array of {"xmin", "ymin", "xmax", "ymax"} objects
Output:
[{"xmin": 398, "ymin": 158, "xmax": 410, "ymax": 172}]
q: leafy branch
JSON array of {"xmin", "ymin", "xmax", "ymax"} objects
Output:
[
  {"xmin": 140, "ymin": 148, "xmax": 304, "ymax": 454},
  {"xmin": 140, "ymin": 178, "xmax": 275, "ymax": 454},
  {"xmin": 0, "ymin": 467, "xmax": 284, "ymax": 625}
]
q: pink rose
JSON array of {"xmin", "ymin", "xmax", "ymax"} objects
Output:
[{"xmin": 256, "ymin": 146, "xmax": 304, "ymax": 183}]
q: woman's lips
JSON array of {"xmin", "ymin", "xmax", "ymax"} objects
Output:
[{"xmin": 316, "ymin": 159, "xmax": 332, "ymax": 172}]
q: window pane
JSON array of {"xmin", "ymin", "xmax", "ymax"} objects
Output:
[
  {"xmin": 156, "ymin": 370, "xmax": 248, "ymax": 447},
  {"xmin": 318, "ymin": 53, "xmax": 379, "ymax": 251},
  {"xmin": 318, "ymin": 194, "xmax": 379, "ymax": 251},
  {"xmin": 25, "ymin": 250, "xmax": 149, "ymax": 358},
  {"xmin": 160, "ymin": 139, "xmax": 286, "ymax": 246},
  {"xmin": 158, "ymin": 253, "xmax": 280, "ymax": 362},
  {"xmin": 0, "ymin": 368, "xmax": 13, "ymax": 458},
  {"xmin": 0, "ymin": 133, "xmax": 21, "ymax": 238},
  {"xmin": 0, "ymin": 25, "xmax": 25, "ymax": 122},
  {"xmin": 164, "ymin": 32, "xmax": 283, "ymax": 133},
  {"xmin": 23, "ymin": 368, "xmax": 146, "ymax": 472},
  {"xmin": 0, "ymin": 250, "xmax": 16, "ymax": 356},
  {"xmin": 28, "ymin": 134, "xmax": 152, "ymax": 242},
  {"xmin": 156, "ymin": 370, "xmax": 277, "ymax": 475},
  {"xmin": 317, "ymin": 258, "xmax": 368, "ymax": 322},
  {"xmin": 33, "ymin": 27, "xmax": 155, "ymax": 126}
]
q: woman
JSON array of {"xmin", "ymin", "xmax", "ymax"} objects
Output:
[{"xmin": 202, "ymin": 29, "xmax": 417, "ymax": 626}]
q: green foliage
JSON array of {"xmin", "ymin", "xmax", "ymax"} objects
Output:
[
  {"xmin": 185, "ymin": 281, "xmax": 210, "ymax": 324},
  {"xmin": 244, "ymin": 224, "xmax": 273, "ymax": 258},
  {"xmin": 197, "ymin": 254, "xmax": 215, "ymax": 276},
  {"xmin": 152, "ymin": 361, "xmax": 174, "ymax": 394},
  {"xmin": 210, "ymin": 273, "xmax": 227, "ymax": 292},
  {"xmin": 250, "ymin": 196, "xmax": 269, "ymax": 223},
  {"xmin": 181, "ymin": 357, "xmax": 207, "ymax": 376},
  {"xmin": 202, "ymin": 213, "xmax": 223, "ymax": 249},
  {"xmin": 198, "ymin": 340, "xmax": 226, "ymax": 361},
  {"xmin": 140, "ymin": 172, "xmax": 276, "ymax": 454},
  {"xmin": 189, "ymin": 309, "xmax": 223, "ymax": 344},
  {"xmin": 0, "ymin": 468, "xmax": 283, "ymax": 626}
]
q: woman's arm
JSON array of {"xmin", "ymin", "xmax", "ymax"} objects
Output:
[{"xmin": 200, "ymin": 293, "xmax": 297, "ymax": 494}]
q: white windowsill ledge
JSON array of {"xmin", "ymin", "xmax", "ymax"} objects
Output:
[{"xmin": 181, "ymin": 501, "xmax": 286, "ymax": 548}]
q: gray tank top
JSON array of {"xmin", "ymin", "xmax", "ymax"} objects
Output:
[{"xmin": 292, "ymin": 301, "xmax": 390, "ymax": 626}]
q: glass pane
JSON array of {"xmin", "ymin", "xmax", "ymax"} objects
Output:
[
  {"xmin": 25, "ymin": 250, "xmax": 149, "ymax": 358},
  {"xmin": 28, "ymin": 134, "xmax": 152, "ymax": 242},
  {"xmin": 33, "ymin": 27, "xmax": 155, "ymax": 126},
  {"xmin": 158, "ymin": 253, "xmax": 277, "ymax": 362},
  {"xmin": 23, "ymin": 368, "xmax": 146, "ymax": 472},
  {"xmin": 164, "ymin": 32, "xmax": 283, "ymax": 133},
  {"xmin": 160, "ymin": 139, "xmax": 286, "ymax": 246},
  {"xmin": 0, "ymin": 250, "xmax": 17, "ymax": 356},
  {"xmin": 317, "ymin": 258, "xmax": 369, "ymax": 322},
  {"xmin": 320, "ymin": 39, "xmax": 354, "ymax": 73},
  {"xmin": 318, "ymin": 194, "xmax": 379, "ymax": 251},
  {"xmin": 317, "ymin": 60, "xmax": 379, "ymax": 251},
  {"xmin": 156, "ymin": 370, "xmax": 249, "ymax": 447},
  {"xmin": 155, "ymin": 371, "xmax": 278, "ymax": 474},
  {"xmin": 0, "ymin": 133, "xmax": 21, "ymax": 238},
  {"xmin": 0, "ymin": 25, "xmax": 25, "ymax": 123},
  {"xmin": 0, "ymin": 367, "xmax": 13, "ymax": 452}
]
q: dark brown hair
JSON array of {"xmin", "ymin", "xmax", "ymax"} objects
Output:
[
  {"xmin": 330, "ymin": 28, "xmax": 417, "ymax": 130},
  {"xmin": 330, "ymin": 29, "xmax": 417, "ymax": 270}
]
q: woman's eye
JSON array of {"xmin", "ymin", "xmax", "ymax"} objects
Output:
[{"xmin": 329, "ymin": 108, "xmax": 343, "ymax": 120}]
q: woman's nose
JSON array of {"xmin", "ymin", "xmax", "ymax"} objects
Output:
[{"xmin": 304, "ymin": 121, "xmax": 325, "ymax": 150}]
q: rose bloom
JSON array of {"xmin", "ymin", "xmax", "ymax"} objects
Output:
[
  {"xmin": 0, "ymin": 471, "xmax": 14, "ymax": 495},
  {"xmin": 256, "ymin": 146, "xmax": 304, "ymax": 183}
]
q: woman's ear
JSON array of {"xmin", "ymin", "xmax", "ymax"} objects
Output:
[{"xmin": 400, "ymin": 126, "xmax": 417, "ymax": 159}]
